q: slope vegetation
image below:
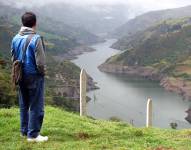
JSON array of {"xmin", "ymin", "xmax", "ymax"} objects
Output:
[{"xmin": 0, "ymin": 106, "xmax": 191, "ymax": 150}]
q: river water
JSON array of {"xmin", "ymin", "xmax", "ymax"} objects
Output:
[{"xmin": 72, "ymin": 39, "xmax": 191, "ymax": 129}]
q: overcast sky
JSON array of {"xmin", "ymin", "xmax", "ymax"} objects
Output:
[
  {"xmin": 3, "ymin": 0, "xmax": 191, "ymax": 7},
  {"xmin": 2, "ymin": 0, "xmax": 191, "ymax": 18}
]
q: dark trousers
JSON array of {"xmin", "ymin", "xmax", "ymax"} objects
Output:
[{"xmin": 18, "ymin": 74, "xmax": 44, "ymax": 138}]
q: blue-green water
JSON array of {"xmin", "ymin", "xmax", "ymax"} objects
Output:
[{"xmin": 73, "ymin": 39, "xmax": 191, "ymax": 129}]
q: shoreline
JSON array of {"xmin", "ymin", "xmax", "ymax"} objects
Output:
[
  {"xmin": 53, "ymin": 45, "xmax": 96, "ymax": 61},
  {"xmin": 98, "ymin": 63, "xmax": 191, "ymax": 101}
]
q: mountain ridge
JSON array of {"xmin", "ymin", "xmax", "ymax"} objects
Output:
[{"xmin": 112, "ymin": 5, "xmax": 191, "ymax": 38}]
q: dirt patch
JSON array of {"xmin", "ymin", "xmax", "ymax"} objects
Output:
[
  {"xmin": 153, "ymin": 147, "xmax": 174, "ymax": 150},
  {"xmin": 75, "ymin": 132, "xmax": 90, "ymax": 140},
  {"xmin": 176, "ymin": 65, "xmax": 191, "ymax": 75}
]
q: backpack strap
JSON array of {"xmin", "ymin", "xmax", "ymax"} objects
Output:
[
  {"xmin": 22, "ymin": 34, "xmax": 34, "ymax": 63},
  {"xmin": 40, "ymin": 36, "xmax": 46, "ymax": 51}
]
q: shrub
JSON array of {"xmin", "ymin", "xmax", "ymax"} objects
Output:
[{"xmin": 170, "ymin": 122, "xmax": 178, "ymax": 129}]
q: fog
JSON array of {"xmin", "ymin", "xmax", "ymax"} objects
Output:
[
  {"xmin": 2, "ymin": 0, "xmax": 191, "ymax": 34},
  {"xmin": 2, "ymin": 0, "xmax": 191, "ymax": 18},
  {"xmin": 2, "ymin": 0, "xmax": 191, "ymax": 7}
]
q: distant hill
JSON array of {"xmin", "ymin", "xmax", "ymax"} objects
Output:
[
  {"xmin": 35, "ymin": 3, "xmax": 129, "ymax": 35},
  {"xmin": 0, "ymin": 3, "xmax": 103, "ymax": 46},
  {"xmin": 112, "ymin": 17, "xmax": 191, "ymax": 54},
  {"xmin": 106, "ymin": 17, "xmax": 191, "ymax": 70},
  {"xmin": 112, "ymin": 5, "xmax": 191, "ymax": 38}
]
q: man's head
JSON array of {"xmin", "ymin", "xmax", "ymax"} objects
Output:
[{"xmin": 21, "ymin": 12, "xmax": 36, "ymax": 28}]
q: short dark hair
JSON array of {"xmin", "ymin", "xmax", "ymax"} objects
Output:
[{"xmin": 21, "ymin": 12, "xmax": 36, "ymax": 28}]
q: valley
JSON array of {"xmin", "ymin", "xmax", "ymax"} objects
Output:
[{"xmin": 1, "ymin": 1, "xmax": 191, "ymax": 128}]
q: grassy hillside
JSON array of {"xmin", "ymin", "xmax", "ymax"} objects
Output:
[
  {"xmin": 0, "ymin": 106, "xmax": 191, "ymax": 150},
  {"xmin": 112, "ymin": 5, "xmax": 191, "ymax": 38}
]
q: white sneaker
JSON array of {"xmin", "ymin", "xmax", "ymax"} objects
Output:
[{"xmin": 27, "ymin": 135, "xmax": 48, "ymax": 142}]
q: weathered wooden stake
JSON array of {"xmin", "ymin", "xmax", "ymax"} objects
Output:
[
  {"xmin": 80, "ymin": 69, "xmax": 87, "ymax": 116},
  {"xmin": 146, "ymin": 98, "xmax": 152, "ymax": 127}
]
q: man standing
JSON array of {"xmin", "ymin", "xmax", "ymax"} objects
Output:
[{"xmin": 11, "ymin": 12, "xmax": 48, "ymax": 142}]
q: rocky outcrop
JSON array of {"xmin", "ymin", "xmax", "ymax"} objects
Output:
[
  {"xmin": 52, "ymin": 73, "xmax": 99, "ymax": 101},
  {"xmin": 185, "ymin": 108, "xmax": 191, "ymax": 123},
  {"xmin": 87, "ymin": 75, "xmax": 100, "ymax": 91},
  {"xmin": 98, "ymin": 63, "xmax": 161, "ymax": 80},
  {"xmin": 160, "ymin": 77, "xmax": 191, "ymax": 100},
  {"xmin": 98, "ymin": 63, "xmax": 191, "ymax": 101}
]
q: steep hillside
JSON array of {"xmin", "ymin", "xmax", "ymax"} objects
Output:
[
  {"xmin": 111, "ymin": 18, "xmax": 191, "ymax": 66},
  {"xmin": 112, "ymin": 5, "xmax": 191, "ymax": 38},
  {"xmin": 99, "ymin": 18, "xmax": 191, "ymax": 102},
  {"xmin": 0, "ymin": 106, "xmax": 191, "ymax": 150},
  {"xmin": 0, "ymin": 34, "xmax": 80, "ymax": 110},
  {"xmin": 0, "ymin": 14, "xmax": 97, "ymax": 111},
  {"xmin": 37, "ymin": 17, "xmax": 103, "ymax": 45},
  {"xmin": 0, "ymin": 20, "xmax": 17, "ymax": 107},
  {"xmin": 0, "ymin": 18, "xmax": 17, "ymax": 59},
  {"xmin": 0, "ymin": 64, "xmax": 16, "ymax": 108}
]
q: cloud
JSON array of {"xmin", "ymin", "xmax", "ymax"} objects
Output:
[
  {"xmin": 2, "ymin": 0, "xmax": 191, "ymax": 7},
  {"xmin": 1, "ymin": 0, "xmax": 191, "ymax": 17},
  {"xmin": 122, "ymin": 0, "xmax": 191, "ymax": 18}
]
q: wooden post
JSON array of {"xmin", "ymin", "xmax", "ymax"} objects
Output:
[
  {"xmin": 80, "ymin": 69, "xmax": 87, "ymax": 116},
  {"xmin": 146, "ymin": 98, "xmax": 152, "ymax": 127}
]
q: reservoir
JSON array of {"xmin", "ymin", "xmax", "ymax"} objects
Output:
[{"xmin": 72, "ymin": 39, "xmax": 191, "ymax": 129}]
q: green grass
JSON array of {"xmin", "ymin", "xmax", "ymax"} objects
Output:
[{"xmin": 0, "ymin": 106, "xmax": 191, "ymax": 150}]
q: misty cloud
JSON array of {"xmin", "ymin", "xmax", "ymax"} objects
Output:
[
  {"xmin": 1, "ymin": 0, "xmax": 191, "ymax": 18},
  {"xmin": 2, "ymin": 0, "xmax": 191, "ymax": 8}
]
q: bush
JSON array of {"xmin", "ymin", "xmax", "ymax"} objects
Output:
[
  {"xmin": 109, "ymin": 116, "xmax": 122, "ymax": 122},
  {"xmin": 0, "ymin": 65, "xmax": 17, "ymax": 108},
  {"xmin": 170, "ymin": 122, "xmax": 178, "ymax": 129}
]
